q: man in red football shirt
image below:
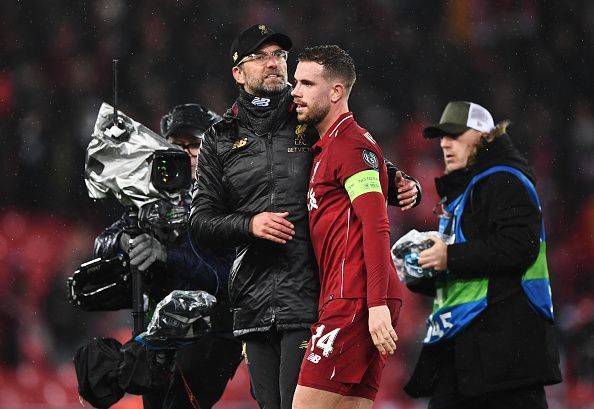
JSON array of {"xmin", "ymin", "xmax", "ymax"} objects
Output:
[{"xmin": 290, "ymin": 45, "xmax": 403, "ymax": 409}]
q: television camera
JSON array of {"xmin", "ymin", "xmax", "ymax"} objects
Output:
[{"xmin": 67, "ymin": 101, "xmax": 193, "ymax": 320}]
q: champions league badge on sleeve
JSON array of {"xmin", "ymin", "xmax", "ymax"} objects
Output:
[{"xmin": 362, "ymin": 149, "xmax": 379, "ymax": 169}]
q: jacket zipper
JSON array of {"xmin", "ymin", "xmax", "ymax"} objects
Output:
[
  {"xmin": 265, "ymin": 131, "xmax": 277, "ymax": 325},
  {"xmin": 270, "ymin": 272, "xmax": 277, "ymax": 324},
  {"xmin": 266, "ymin": 132, "xmax": 275, "ymax": 208}
]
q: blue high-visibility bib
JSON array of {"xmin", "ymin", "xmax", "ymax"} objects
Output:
[{"xmin": 424, "ymin": 165, "xmax": 554, "ymax": 344}]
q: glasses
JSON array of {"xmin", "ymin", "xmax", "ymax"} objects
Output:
[{"xmin": 236, "ymin": 50, "xmax": 288, "ymax": 66}]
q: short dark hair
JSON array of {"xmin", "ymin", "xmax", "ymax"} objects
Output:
[{"xmin": 297, "ymin": 45, "xmax": 356, "ymax": 94}]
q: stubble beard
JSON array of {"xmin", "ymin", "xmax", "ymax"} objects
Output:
[
  {"xmin": 298, "ymin": 102, "xmax": 330, "ymax": 126},
  {"xmin": 245, "ymin": 71, "xmax": 288, "ymax": 96},
  {"xmin": 261, "ymin": 79, "xmax": 287, "ymax": 95}
]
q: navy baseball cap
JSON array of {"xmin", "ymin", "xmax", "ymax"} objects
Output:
[{"xmin": 230, "ymin": 24, "xmax": 292, "ymax": 66}]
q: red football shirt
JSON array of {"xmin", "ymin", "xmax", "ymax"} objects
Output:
[{"xmin": 307, "ymin": 112, "xmax": 402, "ymax": 308}]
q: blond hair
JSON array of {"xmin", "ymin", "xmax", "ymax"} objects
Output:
[
  {"xmin": 484, "ymin": 120, "xmax": 511, "ymax": 142},
  {"xmin": 465, "ymin": 120, "xmax": 511, "ymax": 169}
]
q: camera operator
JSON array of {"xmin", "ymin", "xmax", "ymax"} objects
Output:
[{"xmin": 93, "ymin": 103, "xmax": 242, "ymax": 409}]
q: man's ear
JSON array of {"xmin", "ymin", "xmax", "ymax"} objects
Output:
[
  {"xmin": 232, "ymin": 66, "xmax": 244, "ymax": 85},
  {"xmin": 330, "ymin": 83, "xmax": 345, "ymax": 103}
]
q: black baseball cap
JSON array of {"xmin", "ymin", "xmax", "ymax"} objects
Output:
[
  {"xmin": 160, "ymin": 103, "xmax": 222, "ymax": 140},
  {"xmin": 230, "ymin": 24, "xmax": 292, "ymax": 66}
]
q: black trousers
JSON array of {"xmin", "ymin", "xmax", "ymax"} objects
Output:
[
  {"xmin": 428, "ymin": 352, "xmax": 548, "ymax": 409},
  {"xmin": 143, "ymin": 333, "xmax": 242, "ymax": 409},
  {"xmin": 243, "ymin": 327, "xmax": 311, "ymax": 409},
  {"xmin": 428, "ymin": 386, "xmax": 548, "ymax": 409}
]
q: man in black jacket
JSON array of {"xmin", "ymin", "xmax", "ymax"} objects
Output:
[
  {"xmin": 404, "ymin": 101, "xmax": 562, "ymax": 409},
  {"xmin": 190, "ymin": 24, "xmax": 420, "ymax": 409}
]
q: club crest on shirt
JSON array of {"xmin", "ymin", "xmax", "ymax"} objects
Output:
[
  {"xmin": 294, "ymin": 134, "xmax": 307, "ymax": 146},
  {"xmin": 307, "ymin": 187, "xmax": 318, "ymax": 212},
  {"xmin": 362, "ymin": 149, "xmax": 379, "ymax": 169},
  {"xmin": 288, "ymin": 124, "xmax": 313, "ymax": 153},
  {"xmin": 295, "ymin": 123, "xmax": 308, "ymax": 136},
  {"xmin": 232, "ymin": 137, "xmax": 248, "ymax": 149}
]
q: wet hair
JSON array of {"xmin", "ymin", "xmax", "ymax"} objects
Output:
[
  {"xmin": 466, "ymin": 120, "xmax": 512, "ymax": 168},
  {"xmin": 484, "ymin": 119, "xmax": 511, "ymax": 142},
  {"xmin": 297, "ymin": 45, "xmax": 356, "ymax": 94}
]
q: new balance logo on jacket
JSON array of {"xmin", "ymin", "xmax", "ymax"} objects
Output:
[{"xmin": 251, "ymin": 97, "xmax": 270, "ymax": 107}]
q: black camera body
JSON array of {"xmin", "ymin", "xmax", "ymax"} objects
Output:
[{"xmin": 67, "ymin": 255, "xmax": 132, "ymax": 311}]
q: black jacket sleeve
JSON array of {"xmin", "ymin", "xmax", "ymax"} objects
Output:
[
  {"xmin": 190, "ymin": 128, "xmax": 254, "ymax": 247},
  {"xmin": 447, "ymin": 172, "xmax": 541, "ymax": 279},
  {"xmin": 93, "ymin": 214, "xmax": 128, "ymax": 258}
]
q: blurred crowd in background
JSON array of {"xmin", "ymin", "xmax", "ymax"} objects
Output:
[{"xmin": 0, "ymin": 1, "xmax": 593, "ymax": 408}]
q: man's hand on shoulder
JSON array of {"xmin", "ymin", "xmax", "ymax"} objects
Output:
[
  {"xmin": 385, "ymin": 160, "xmax": 422, "ymax": 209},
  {"xmin": 249, "ymin": 212, "xmax": 295, "ymax": 244},
  {"xmin": 368, "ymin": 305, "xmax": 398, "ymax": 355},
  {"xmin": 395, "ymin": 171, "xmax": 419, "ymax": 211}
]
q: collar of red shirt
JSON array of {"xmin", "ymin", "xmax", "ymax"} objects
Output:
[{"xmin": 313, "ymin": 111, "xmax": 355, "ymax": 151}]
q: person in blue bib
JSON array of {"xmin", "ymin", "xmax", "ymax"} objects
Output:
[{"xmin": 403, "ymin": 101, "xmax": 562, "ymax": 409}]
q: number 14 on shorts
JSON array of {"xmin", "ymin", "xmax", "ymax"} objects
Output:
[{"xmin": 307, "ymin": 324, "xmax": 341, "ymax": 364}]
